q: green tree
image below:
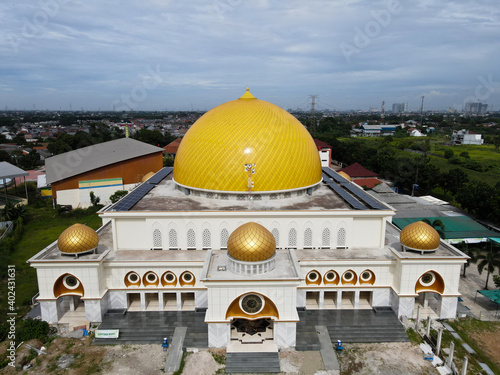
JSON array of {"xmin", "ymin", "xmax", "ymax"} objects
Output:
[
  {"xmin": 444, "ymin": 149, "xmax": 454, "ymax": 159},
  {"xmin": 422, "ymin": 218, "xmax": 445, "ymax": 239},
  {"xmin": 109, "ymin": 190, "xmax": 128, "ymax": 203},
  {"xmin": 17, "ymin": 149, "xmax": 40, "ymax": 170},
  {"xmin": 441, "ymin": 168, "xmax": 469, "ymax": 196},
  {"xmin": 2, "ymin": 201, "xmax": 27, "ymax": 222},
  {"xmin": 476, "ymin": 247, "xmax": 500, "ymax": 289},
  {"xmin": 89, "ymin": 191, "xmax": 100, "ymax": 207}
]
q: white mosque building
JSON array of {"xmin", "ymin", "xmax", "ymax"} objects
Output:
[{"xmin": 29, "ymin": 88, "xmax": 467, "ymax": 349}]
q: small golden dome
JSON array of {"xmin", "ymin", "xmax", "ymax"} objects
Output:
[
  {"xmin": 173, "ymin": 88, "xmax": 322, "ymax": 192},
  {"xmin": 227, "ymin": 222, "xmax": 276, "ymax": 262},
  {"xmin": 58, "ymin": 224, "xmax": 99, "ymax": 254},
  {"xmin": 142, "ymin": 171, "xmax": 155, "ymax": 182},
  {"xmin": 338, "ymin": 171, "xmax": 351, "ymax": 181},
  {"xmin": 400, "ymin": 221, "xmax": 440, "ymax": 251}
]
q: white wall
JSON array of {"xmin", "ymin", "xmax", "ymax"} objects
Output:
[{"xmin": 111, "ymin": 211, "xmax": 392, "ymax": 251}]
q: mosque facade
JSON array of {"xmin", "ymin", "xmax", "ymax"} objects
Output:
[{"xmin": 29, "ymin": 89, "xmax": 467, "ymax": 349}]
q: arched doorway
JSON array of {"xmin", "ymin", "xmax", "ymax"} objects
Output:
[
  {"xmin": 225, "ymin": 293, "xmax": 280, "ymax": 350},
  {"xmin": 231, "ymin": 318, "xmax": 274, "ymax": 344}
]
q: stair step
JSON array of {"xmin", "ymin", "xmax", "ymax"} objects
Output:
[{"xmin": 226, "ymin": 352, "xmax": 280, "ymax": 373}]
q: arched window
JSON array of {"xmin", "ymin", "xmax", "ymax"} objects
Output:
[
  {"xmin": 337, "ymin": 228, "xmax": 347, "ymax": 248},
  {"xmin": 304, "ymin": 228, "xmax": 313, "ymax": 248},
  {"xmin": 220, "ymin": 228, "xmax": 229, "ymax": 249},
  {"xmin": 322, "ymin": 228, "xmax": 331, "ymax": 248},
  {"xmin": 202, "ymin": 229, "xmax": 211, "ymax": 249},
  {"xmin": 288, "ymin": 228, "xmax": 297, "ymax": 248},
  {"xmin": 272, "ymin": 229, "xmax": 280, "ymax": 248},
  {"xmin": 187, "ymin": 229, "xmax": 196, "ymax": 249},
  {"xmin": 153, "ymin": 229, "xmax": 162, "ymax": 249},
  {"xmin": 169, "ymin": 229, "xmax": 178, "ymax": 249}
]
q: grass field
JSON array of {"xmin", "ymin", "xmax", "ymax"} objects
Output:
[
  {"xmin": 0, "ymin": 204, "xmax": 102, "ymax": 319},
  {"xmin": 348, "ymin": 137, "xmax": 500, "ymax": 187}
]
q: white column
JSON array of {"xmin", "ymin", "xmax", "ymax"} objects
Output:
[
  {"xmin": 274, "ymin": 322, "xmax": 297, "ymax": 348},
  {"xmin": 158, "ymin": 292, "xmax": 164, "ymax": 311},
  {"xmin": 354, "ymin": 291, "xmax": 360, "ymax": 309},
  {"xmin": 397, "ymin": 296, "xmax": 415, "ymax": 319},
  {"xmin": 439, "ymin": 296, "xmax": 458, "ymax": 319},
  {"xmin": 40, "ymin": 300, "xmax": 60, "ymax": 323},
  {"xmin": 423, "ymin": 293, "xmax": 429, "ymax": 308},
  {"xmin": 140, "ymin": 292, "xmax": 146, "ymax": 311},
  {"xmin": 319, "ymin": 291, "xmax": 324, "ymax": 309},
  {"xmin": 69, "ymin": 296, "xmax": 75, "ymax": 311},
  {"xmin": 337, "ymin": 291, "xmax": 342, "ymax": 309},
  {"xmin": 208, "ymin": 323, "xmax": 230, "ymax": 348},
  {"xmin": 177, "ymin": 292, "xmax": 182, "ymax": 310}
]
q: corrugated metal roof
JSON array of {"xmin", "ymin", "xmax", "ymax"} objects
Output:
[
  {"xmin": 45, "ymin": 138, "xmax": 163, "ymax": 184},
  {"xmin": 0, "ymin": 161, "xmax": 29, "ymax": 179}
]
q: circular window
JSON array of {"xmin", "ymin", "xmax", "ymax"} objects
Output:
[
  {"xmin": 165, "ymin": 273, "xmax": 175, "ymax": 282},
  {"xmin": 361, "ymin": 271, "xmax": 371, "ymax": 281},
  {"xmin": 308, "ymin": 272, "xmax": 318, "ymax": 281},
  {"xmin": 127, "ymin": 272, "xmax": 140, "ymax": 284},
  {"xmin": 241, "ymin": 294, "xmax": 264, "ymax": 314},
  {"xmin": 183, "ymin": 273, "xmax": 192, "ymax": 282},
  {"xmin": 146, "ymin": 272, "xmax": 158, "ymax": 283},
  {"xmin": 343, "ymin": 271, "xmax": 353, "ymax": 281},
  {"xmin": 326, "ymin": 271, "xmax": 336, "ymax": 281},
  {"xmin": 63, "ymin": 275, "xmax": 79, "ymax": 289},
  {"xmin": 420, "ymin": 272, "xmax": 435, "ymax": 286}
]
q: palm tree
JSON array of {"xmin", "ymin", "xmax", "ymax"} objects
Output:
[
  {"xmin": 458, "ymin": 242, "xmax": 479, "ymax": 277},
  {"xmin": 476, "ymin": 245, "xmax": 500, "ymax": 289},
  {"xmin": 422, "ymin": 218, "xmax": 445, "ymax": 239}
]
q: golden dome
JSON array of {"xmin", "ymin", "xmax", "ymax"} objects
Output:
[
  {"xmin": 142, "ymin": 171, "xmax": 155, "ymax": 182},
  {"xmin": 338, "ymin": 171, "xmax": 351, "ymax": 181},
  {"xmin": 173, "ymin": 88, "xmax": 322, "ymax": 192},
  {"xmin": 58, "ymin": 224, "xmax": 99, "ymax": 254},
  {"xmin": 400, "ymin": 221, "xmax": 440, "ymax": 251},
  {"xmin": 227, "ymin": 222, "xmax": 276, "ymax": 262}
]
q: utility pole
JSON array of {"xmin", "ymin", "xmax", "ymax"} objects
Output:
[
  {"xmin": 420, "ymin": 96, "xmax": 425, "ymax": 127},
  {"xmin": 309, "ymin": 95, "xmax": 318, "ymax": 131}
]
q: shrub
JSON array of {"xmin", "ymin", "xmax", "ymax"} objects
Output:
[
  {"xmin": 444, "ymin": 149, "xmax": 454, "ymax": 159},
  {"xmin": 460, "ymin": 151, "xmax": 470, "ymax": 158},
  {"xmin": 493, "ymin": 275, "xmax": 500, "ymax": 289},
  {"xmin": 17, "ymin": 318, "xmax": 50, "ymax": 343},
  {"xmin": 110, "ymin": 190, "xmax": 128, "ymax": 203}
]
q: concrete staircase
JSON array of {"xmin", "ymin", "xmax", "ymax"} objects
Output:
[
  {"xmin": 295, "ymin": 309, "xmax": 408, "ymax": 351},
  {"xmin": 93, "ymin": 311, "xmax": 207, "ymax": 347},
  {"xmin": 225, "ymin": 352, "xmax": 280, "ymax": 374}
]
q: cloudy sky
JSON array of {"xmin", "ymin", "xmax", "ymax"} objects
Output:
[{"xmin": 0, "ymin": 0, "xmax": 499, "ymax": 112}]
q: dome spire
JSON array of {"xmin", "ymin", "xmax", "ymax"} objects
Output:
[{"xmin": 239, "ymin": 87, "xmax": 257, "ymax": 100}]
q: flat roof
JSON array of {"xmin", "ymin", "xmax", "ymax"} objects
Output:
[
  {"xmin": 45, "ymin": 138, "xmax": 163, "ymax": 184},
  {"xmin": 130, "ymin": 177, "xmax": 351, "ymax": 212},
  {"xmin": 205, "ymin": 249, "xmax": 300, "ymax": 281}
]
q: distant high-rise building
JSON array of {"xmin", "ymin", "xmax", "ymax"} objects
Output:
[
  {"xmin": 392, "ymin": 102, "xmax": 408, "ymax": 113},
  {"xmin": 464, "ymin": 102, "xmax": 488, "ymax": 115}
]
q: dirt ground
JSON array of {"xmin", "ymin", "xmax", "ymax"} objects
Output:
[
  {"xmin": 337, "ymin": 342, "xmax": 436, "ymax": 375},
  {"xmin": 470, "ymin": 328, "xmax": 500, "ymax": 368},
  {"xmin": 1, "ymin": 339, "xmax": 439, "ymax": 375}
]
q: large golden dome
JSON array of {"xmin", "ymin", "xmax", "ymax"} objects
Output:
[
  {"xmin": 58, "ymin": 224, "xmax": 99, "ymax": 254},
  {"xmin": 400, "ymin": 221, "xmax": 440, "ymax": 251},
  {"xmin": 173, "ymin": 88, "xmax": 322, "ymax": 192},
  {"xmin": 227, "ymin": 222, "xmax": 276, "ymax": 262}
]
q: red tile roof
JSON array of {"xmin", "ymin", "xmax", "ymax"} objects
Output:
[
  {"xmin": 163, "ymin": 138, "xmax": 182, "ymax": 154},
  {"xmin": 352, "ymin": 178, "xmax": 383, "ymax": 189},
  {"xmin": 314, "ymin": 139, "xmax": 332, "ymax": 149},
  {"xmin": 338, "ymin": 162, "xmax": 378, "ymax": 177}
]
